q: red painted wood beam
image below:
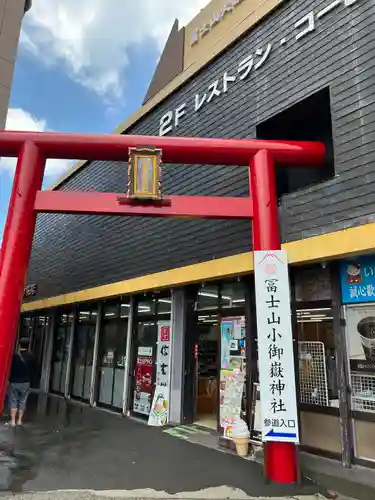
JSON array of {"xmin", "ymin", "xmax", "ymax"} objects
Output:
[
  {"xmin": 34, "ymin": 191, "xmax": 254, "ymax": 219},
  {"xmin": 0, "ymin": 131, "xmax": 325, "ymax": 165}
]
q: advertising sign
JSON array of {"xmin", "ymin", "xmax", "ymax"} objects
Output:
[
  {"xmin": 340, "ymin": 258, "xmax": 375, "ymax": 304},
  {"xmin": 189, "ymin": 0, "xmax": 246, "ymax": 46},
  {"xmin": 148, "ymin": 385, "xmax": 170, "ymax": 427},
  {"xmin": 219, "ymin": 317, "xmax": 246, "ymax": 438},
  {"xmin": 345, "ymin": 305, "xmax": 375, "ymax": 372},
  {"xmin": 254, "ymin": 250, "xmax": 299, "ymax": 444},
  {"xmin": 220, "ymin": 369, "xmax": 245, "ymax": 438},
  {"xmin": 133, "ymin": 347, "xmax": 153, "ymax": 415},
  {"xmin": 148, "ymin": 322, "xmax": 172, "ymax": 426}
]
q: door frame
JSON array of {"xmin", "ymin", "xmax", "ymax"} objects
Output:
[{"xmin": 183, "ymin": 283, "xmax": 247, "ymax": 432}]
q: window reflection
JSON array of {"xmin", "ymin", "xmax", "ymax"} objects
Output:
[
  {"xmin": 19, "ymin": 316, "xmax": 33, "ymax": 349},
  {"xmin": 71, "ymin": 306, "xmax": 97, "ymax": 401},
  {"xmin": 196, "ymin": 281, "xmax": 246, "ymax": 311},
  {"xmin": 137, "ymin": 298, "xmax": 155, "ymax": 316},
  {"xmin": 158, "ymin": 297, "xmax": 171, "ymax": 315},
  {"xmin": 221, "ymin": 282, "xmax": 245, "ymax": 308},
  {"xmin": 98, "ymin": 300, "xmax": 129, "ymax": 409},
  {"xmin": 51, "ymin": 310, "xmax": 74, "ymax": 394},
  {"xmin": 18, "ymin": 314, "xmax": 49, "ymax": 389},
  {"xmin": 30, "ymin": 315, "xmax": 49, "ymax": 388},
  {"xmin": 197, "ymin": 285, "xmax": 219, "ymax": 310}
]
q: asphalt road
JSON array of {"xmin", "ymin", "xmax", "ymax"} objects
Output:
[{"xmin": 0, "ymin": 395, "xmax": 325, "ymax": 498}]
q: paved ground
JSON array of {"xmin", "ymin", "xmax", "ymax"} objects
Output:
[
  {"xmin": 0, "ymin": 394, "xmax": 327, "ymax": 498},
  {"xmin": 0, "ymin": 493, "xmax": 336, "ymax": 500},
  {"xmin": 0, "ymin": 393, "xmax": 367, "ymax": 500},
  {"xmin": 300, "ymin": 453, "xmax": 375, "ymax": 500},
  {"xmin": 160, "ymin": 424, "xmax": 375, "ymax": 500}
]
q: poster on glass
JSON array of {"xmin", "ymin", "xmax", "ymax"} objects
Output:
[
  {"xmin": 340, "ymin": 258, "xmax": 375, "ymax": 304},
  {"xmin": 345, "ymin": 305, "xmax": 375, "ymax": 414},
  {"xmin": 345, "ymin": 305, "xmax": 375, "ymax": 373},
  {"xmin": 133, "ymin": 346, "xmax": 153, "ymax": 415},
  {"xmin": 219, "ymin": 317, "xmax": 246, "ymax": 438}
]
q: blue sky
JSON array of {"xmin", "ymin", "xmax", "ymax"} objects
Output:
[{"xmin": 0, "ymin": 0, "xmax": 209, "ymax": 242}]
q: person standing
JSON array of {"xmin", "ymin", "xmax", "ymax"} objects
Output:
[{"xmin": 7, "ymin": 339, "xmax": 34, "ymax": 427}]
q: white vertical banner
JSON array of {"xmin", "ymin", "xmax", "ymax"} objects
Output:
[
  {"xmin": 148, "ymin": 321, "xmax": 172, "ymax": 426},
  {"xmin": 253, "ymin": 250, "xmax": 299, "ymax": 443}
]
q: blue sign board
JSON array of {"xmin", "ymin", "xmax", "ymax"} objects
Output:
[{"xmin": 340, "ymin": 257, "xmax": 375, "ymax": 304}]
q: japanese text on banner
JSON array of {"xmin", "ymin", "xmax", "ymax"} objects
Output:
[
  {"xmin": 253, "ymin": 250, "xmax": 299, "ymax": 443},
  {"xmin": 156, "ymin": 323, "xmax": 172, "ymax": 388}
]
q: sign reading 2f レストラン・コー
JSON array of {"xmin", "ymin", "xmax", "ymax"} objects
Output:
[
  {"xmin": 159, "ymin": 0, "xmax": 358, "ymax": 137},
  {"xmin": 254, "ymin": 251, "xmax": 299, "ymax": 444}
]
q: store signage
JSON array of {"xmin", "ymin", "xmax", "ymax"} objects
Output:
[
  {"xmin": 350, "ymin": 359, "xmax": 375, "ymax": 373},
  {"xmin": 148, "ymin": 322, "xmax": 172, "ymax": 426},
  {"xmin": 340, "ymin": 257, "xmax": 375, "ymax": 304},
  {"xmin": 254, "ymin": 250, "xmax": 299, "ymax": 444},
  {"xmin": 138, "ymin": 346, "xmax": 153, "ymax": 356},
  {"xmin": 190, "ymin": 0, "xmax": 246, "ymax": 46},
  {"xmin": 133, "ymin": 346, "xmax": 153, "ymax": 415},
  {"xmin": 156, "ymin": 322, "xmax": 172, "ymax": 387},
  {"xmin": 24, "ymin": 283, "xmax": 37, "ymax": 298},
  {"xmin": 126, "ymin": 147, "xmax": 163, "ymax": 201},
  {"xmin": 159, "ymin": 0, "xmax": 357, "ymax": 137},
  {"xmin": 345, "ymin": 305, "xmax": 375, "ymax": 368}
]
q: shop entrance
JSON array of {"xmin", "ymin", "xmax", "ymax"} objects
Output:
[
  {"xmin": 130, "ymin": 293, "xmax": 172, "ymax": 420},
  {"xmin": 194, "ymin": 312, "xmax": 220, "ymax": 430},
  {"xmin": 184, "ymin": 282, "xmax": 248, "ymax": 432}
]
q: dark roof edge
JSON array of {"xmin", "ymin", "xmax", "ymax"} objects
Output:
[
  {"xmin": 143, "ymin": 19, "xmax": 185, "ymax": 105},
  {"xmin": 24, "ymin": 0, "xmax": 32, "ymax": 13}
]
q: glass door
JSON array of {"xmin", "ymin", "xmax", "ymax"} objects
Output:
[
  {"xmin": 70, "ymin": 306, "xmax": 97, "ymax": 402},
  {"xmin": 30, "ymin": 315, "xmax": 49, "ymax": 388},
  {"xmin": 132, "ymin": 297, "xmax": 157, "ymax": 418},
  {"xmin": 18, "ymin": 315, "xmax": 34, "ymax": 349},
  {"xmin": 183, "ymin": 281, "xmax": 247, "ymax": 431},
  {"xmin": 97, "ymin": 300, "xmax": 129, "ymax": 410},
  {"xmin": 50, "ymin": 311, "xmax": 74, "ymax": 394},
  {"xmin": 130, "ymin": 295, "xmax": 172, "ymax": 418}
]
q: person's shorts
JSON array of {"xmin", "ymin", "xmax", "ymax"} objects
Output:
[{"xmin": 8, "ymin": 382, "xmax": 30, "ymax": 411}]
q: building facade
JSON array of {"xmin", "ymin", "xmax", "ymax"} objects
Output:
[
  {"xmin": 18, "ymin": 0, "xmax": 375, "ymax": 468},
  {"xmin": 0, "ymin": 0, "xmax": 31, "ymax": 128}
]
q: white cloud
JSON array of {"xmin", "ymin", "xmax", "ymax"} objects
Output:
[
  {"xmin": 21, "ymin": 0, "xmax": 210, "ymax": 102},
  {"xmin": 0, "ymin": 108, "xmax": 70, "ymax": 178}
]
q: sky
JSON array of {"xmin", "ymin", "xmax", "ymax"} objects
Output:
[{"xmin": 0, "ymin": 0, "xmax": 211, "ymax": 243}]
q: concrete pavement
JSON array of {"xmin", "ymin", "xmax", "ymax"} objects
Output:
[
  {"xmin": 0, "ymin": 394, "xmax": 363, "ymax": 499},
  {"xmin": 0, "ymin": 491, "xmax": 343, "ymax": 500},
  {"xmin": 0, "ymin": 492, "xmax": 352, "ymax": 500}
]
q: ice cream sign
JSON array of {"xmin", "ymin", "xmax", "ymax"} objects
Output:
[
  {"xmin": 190, "ymin": 0, "xmax": 246, "ymax": 46},
  {"xmin": 340, "ymin": 258, "xmax": 375, "ymax": 303}
]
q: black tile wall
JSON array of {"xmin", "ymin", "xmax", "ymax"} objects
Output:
[{"xmin": 26, "ymin": 0, "xmax": 375, "ymax": 300}]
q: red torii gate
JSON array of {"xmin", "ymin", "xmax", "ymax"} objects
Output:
[{"xmin": 0, "ymin": 131, "xmax": 325, "ymax": 484}]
